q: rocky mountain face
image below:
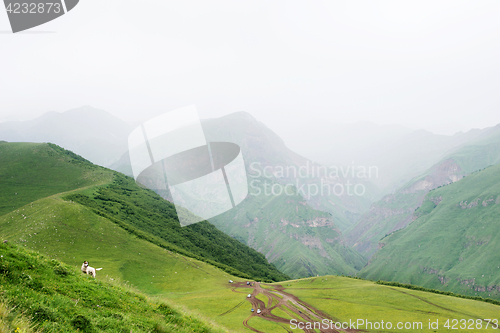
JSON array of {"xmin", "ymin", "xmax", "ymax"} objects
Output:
[
  {"xmin": 359, "ymin": 163, "xmax": 500, "ymax": 301},
  {"xmin": 347, "ymin": 124, "xmax": 500, "ymax": 258},
  {"xmin": 347, "ymin": 158, "xmax": 465, "ymax": 256}
]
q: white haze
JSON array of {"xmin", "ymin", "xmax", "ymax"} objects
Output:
[{"xmin": 1, "ymin": 0, "xmax": 500, "ymax": 139}]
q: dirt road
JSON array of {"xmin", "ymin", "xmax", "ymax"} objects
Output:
[{"xmin": 223, "ymin": 282, "xmax": 362, "ymax": 333}]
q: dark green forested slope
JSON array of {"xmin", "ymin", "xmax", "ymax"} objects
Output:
[
  {"xmin": 64, "ymin": 174, "xmax": 288, "ymax": 282},
  {"xmin": 360, "ymin": 164, "xmax": 500, "ymax": 300}
]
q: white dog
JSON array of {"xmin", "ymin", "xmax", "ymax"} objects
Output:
[{"xmin": 81, "ymin": 261, "xmax": 102, "ymax": 278}]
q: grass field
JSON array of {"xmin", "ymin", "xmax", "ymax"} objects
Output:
[
  {"xmin": 267, "ymin": 276, "xmax": 500, "ymax": 332},
  {"xmin": 5, "ymin": 193, "xmax": 499, "ymax": 332},
  {"xmin": 0, "ymin": 196, "xmax": 261, "ymax": 332}
]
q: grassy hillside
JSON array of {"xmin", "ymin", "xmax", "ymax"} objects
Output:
[
  {"xmin": 360, "ymin": 163, "xmax": 500, "ymax": 300},
  {"xmin": 0, "ymin": 241, "xmax": 224, "ymax": 333},
  {"xmin": 0, "ymin": 141, "xmax": 113, "ymax": 217},
  {"xmin": 0, "ymin": 142, "xmax": 287, "ymax": 283},
  {"xmin": 347, "ymin": 125, "xmax": 500, "ymax": 257},
  {"xmin": 0, "ymin": 194, "xmax": 275, "ymax": 332},
  {"xmin": 4, "ymin": 217, "xmax": 499, "ymax": 333}
]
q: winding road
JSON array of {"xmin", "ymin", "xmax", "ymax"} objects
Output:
[{"xmin": 223, "ymin": 281, "xmax": 362, "ymax": 333}]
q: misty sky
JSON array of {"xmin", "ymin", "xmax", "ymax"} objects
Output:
[{"xmin": 1, "ymin": 0, "xmax": 500, "ymax": 137}]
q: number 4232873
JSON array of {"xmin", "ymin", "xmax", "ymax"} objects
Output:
[
  {"xmin": 443, "ymin": 319, "xmax": 499, "ymax": 330},
  {"xmin": 5, "ymin": 3, "xmax": 62, "ymax": 14}
]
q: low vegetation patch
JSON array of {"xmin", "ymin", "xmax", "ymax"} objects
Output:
[{"xmin": 0, "ymin": 241, "xmax": 225, "ymax": 332}]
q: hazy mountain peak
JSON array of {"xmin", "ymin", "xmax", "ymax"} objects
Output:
[
  {"xmin": 62, "ymin": 105, "xmax": 122, "ymax": 121},
  {"xmin": 0, "ymin": 106, "xmax": 132, "ymax": 167}
]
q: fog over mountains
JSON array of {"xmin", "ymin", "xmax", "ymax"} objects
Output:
[
  {"xmin": 1, "ymin": 106, "xmax": 495, "ymax": 195},
  {"xmin": 2, "ymin": 106, "xmax": 500, "ymax": 289},
  {"xmin": 282, "ymin": 120, "xmax": 489, "ymax": 193}
]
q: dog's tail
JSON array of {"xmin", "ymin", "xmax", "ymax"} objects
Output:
[{"xmin": 96, "ymin": 268, "xmax": 103, "ymax": 271}]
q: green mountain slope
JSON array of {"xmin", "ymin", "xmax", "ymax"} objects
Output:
[
  {"xmin": 0, "ymin": 195, "xmax": 259, "ymax": 332},
  {"xmin": 0, "ymin": 141, "xmax": 113, "ymax": 216},
  {"xmin": 0, "ymin": 142, "xmax": 287, "ymax": 282},
  {"xmin": 359, "ymin": 163, "xmax": 500, "ymax": 300},
  {"xmin": 0, "ymin": 242, "xmax": 224, "ymax": 333},
  {"xmin": 210, "ymin": 178, "xmax": 366, "ymax": 279},
  {"xmin": 0, "ymin": 184, "xmax": 295, "ymax": 332},
  {"xmin": 347, "ymin": 124, "xmax": 500, "ymax": 257}
]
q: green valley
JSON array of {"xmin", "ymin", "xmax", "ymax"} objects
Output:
[
  {"xmin": 360, "ymin": 163, "xmax": 500, "ymax": 300},
  {"xmin": 2, "ymin": 141, "xmax": 500, "ymax": 332}
]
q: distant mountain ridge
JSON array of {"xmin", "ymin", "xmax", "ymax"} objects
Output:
[
  {"xmin": 112, "ymin": 111, "xmax": 372, "ymax": 278},
  {"xmin": 0, "ymin": 106, "xmax": 132, "ymax": 167}
]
